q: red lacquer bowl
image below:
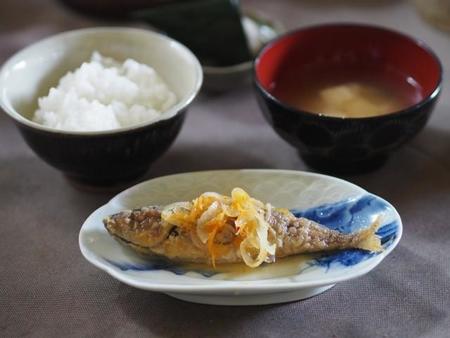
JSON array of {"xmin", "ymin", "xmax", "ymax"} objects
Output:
[{"xmin": 254, "ymin": 24, "xmax": 442, "ymax": 174}]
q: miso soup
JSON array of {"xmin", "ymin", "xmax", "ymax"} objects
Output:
[{"xmin": 272, "ymin": 67, "xmax": 423, "ymax": 118}]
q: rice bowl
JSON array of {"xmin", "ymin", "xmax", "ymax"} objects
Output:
[{"xmin": 0, "ymin": 27, "xmax": 203, "ymax": 186}]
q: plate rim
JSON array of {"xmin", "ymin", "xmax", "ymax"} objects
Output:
[{"xmin": 79, "ymin": 169, "xmax": 403, "ymax": 294}]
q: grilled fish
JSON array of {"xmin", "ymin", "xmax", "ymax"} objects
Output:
[{"xmin": 104, "ymin": 189, "xmax": 382, "ymax": 268}]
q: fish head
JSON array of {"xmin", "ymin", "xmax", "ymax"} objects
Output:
[{"xmin": 103, "ymin": 206, "xmax": 174, "ymax": 250}]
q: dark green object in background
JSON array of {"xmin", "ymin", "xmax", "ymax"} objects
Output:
[{"xmin": 133, "ymin": 0, "xmax": 252, "ymax": 67}]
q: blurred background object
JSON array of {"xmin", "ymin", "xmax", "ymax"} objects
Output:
[
  {"xmin": 58, "ymin": 0, "xmax": 175, "ymax": 19},
  {"xmin": 132, "ymin": 0, "xmax": 251, "ymax": 67},
  {"xmin": 201, "ymin": 10, "xmax": 283, "ymax": 92},
  {"xmin": 59, "ymin": 0, "xmax": 253, "ymax": 68},
  {"xmin": 413, "ymin": 0, "xmax": 450, "ymax": 31}
]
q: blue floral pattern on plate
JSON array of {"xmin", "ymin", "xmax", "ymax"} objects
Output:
[{"xmin": 291, "ymin": 194, "xmax": 398, "ymax": 270}]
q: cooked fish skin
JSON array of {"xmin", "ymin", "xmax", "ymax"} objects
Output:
[
  {"xmin": 267, "ymin": 210, "xmax": 381, "ymax": 258},
  {"xmin": 104, "ymin": 206, "xmax": 381, "ymax": 264},
  {"xmin": 104, "ymin": 206, "xmax": 214, "ymax": 263}
]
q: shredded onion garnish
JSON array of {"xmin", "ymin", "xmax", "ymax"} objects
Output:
[{"xmin": 161, "ymin": 188, "xmax": 277, "ymax": 268}]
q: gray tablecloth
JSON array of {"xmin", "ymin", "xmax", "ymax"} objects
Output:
[{"xmin": 1, "ymin": 0, "xmax": 449, "ymax": 337}]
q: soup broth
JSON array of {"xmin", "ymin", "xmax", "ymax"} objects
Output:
[{"xmin": 272, "ymin": 67, "xmax": 423, "ymax": 118}]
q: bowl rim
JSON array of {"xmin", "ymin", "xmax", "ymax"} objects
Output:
[
  {"xmin": 253, "ymin": 22, "xmax": 443, "ymax": 121},
  {"xmin": 0, "ymin": 27, "xmax": 203, "ymax": 136}
]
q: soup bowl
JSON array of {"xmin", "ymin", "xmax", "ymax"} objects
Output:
[
  {"xmin": 254, "ymin": 24, "xmax": 442, "ymax": 174},
  {"xmin": 0, "ymin": 27, "xmax": 202, "ymax": 187}
]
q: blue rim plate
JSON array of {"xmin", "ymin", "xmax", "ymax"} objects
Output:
[{"xmin": 79, "ymin": 169, "xmax": 402, "ymax": 305}]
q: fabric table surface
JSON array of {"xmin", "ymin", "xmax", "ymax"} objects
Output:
[{"xmin": 1, "ymin": 0, "xmax": 449, "ymax": 337}]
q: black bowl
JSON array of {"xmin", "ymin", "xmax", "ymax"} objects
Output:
[
  {"xmin": 15, "ymin": 112, "xmax": 186, "ymax": 186},
  {"xmin": 0, "ymin": 28, "xmax": 203, "ymax": 187},
  {"xmin": 254, "ymin": 24, "xmax": 442, "ymax": 174}
]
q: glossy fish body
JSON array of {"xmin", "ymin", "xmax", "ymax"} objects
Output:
[{"xmin": 104, "ymin": 205, "xmax": 381, "ymax": 265}]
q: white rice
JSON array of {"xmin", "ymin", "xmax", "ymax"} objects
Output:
[{"xmin": 33, "ymin": 52, "xmax": 177, "ymax": 132}]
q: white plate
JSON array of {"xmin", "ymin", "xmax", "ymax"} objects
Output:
[{"xmin": 79, "ymin": 169, "xmax": 402, "ymax": 305}]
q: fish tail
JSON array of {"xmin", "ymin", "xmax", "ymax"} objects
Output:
[{"xmin": 356, "ymin": 217, "xmax": 383, "ymax": 252}]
